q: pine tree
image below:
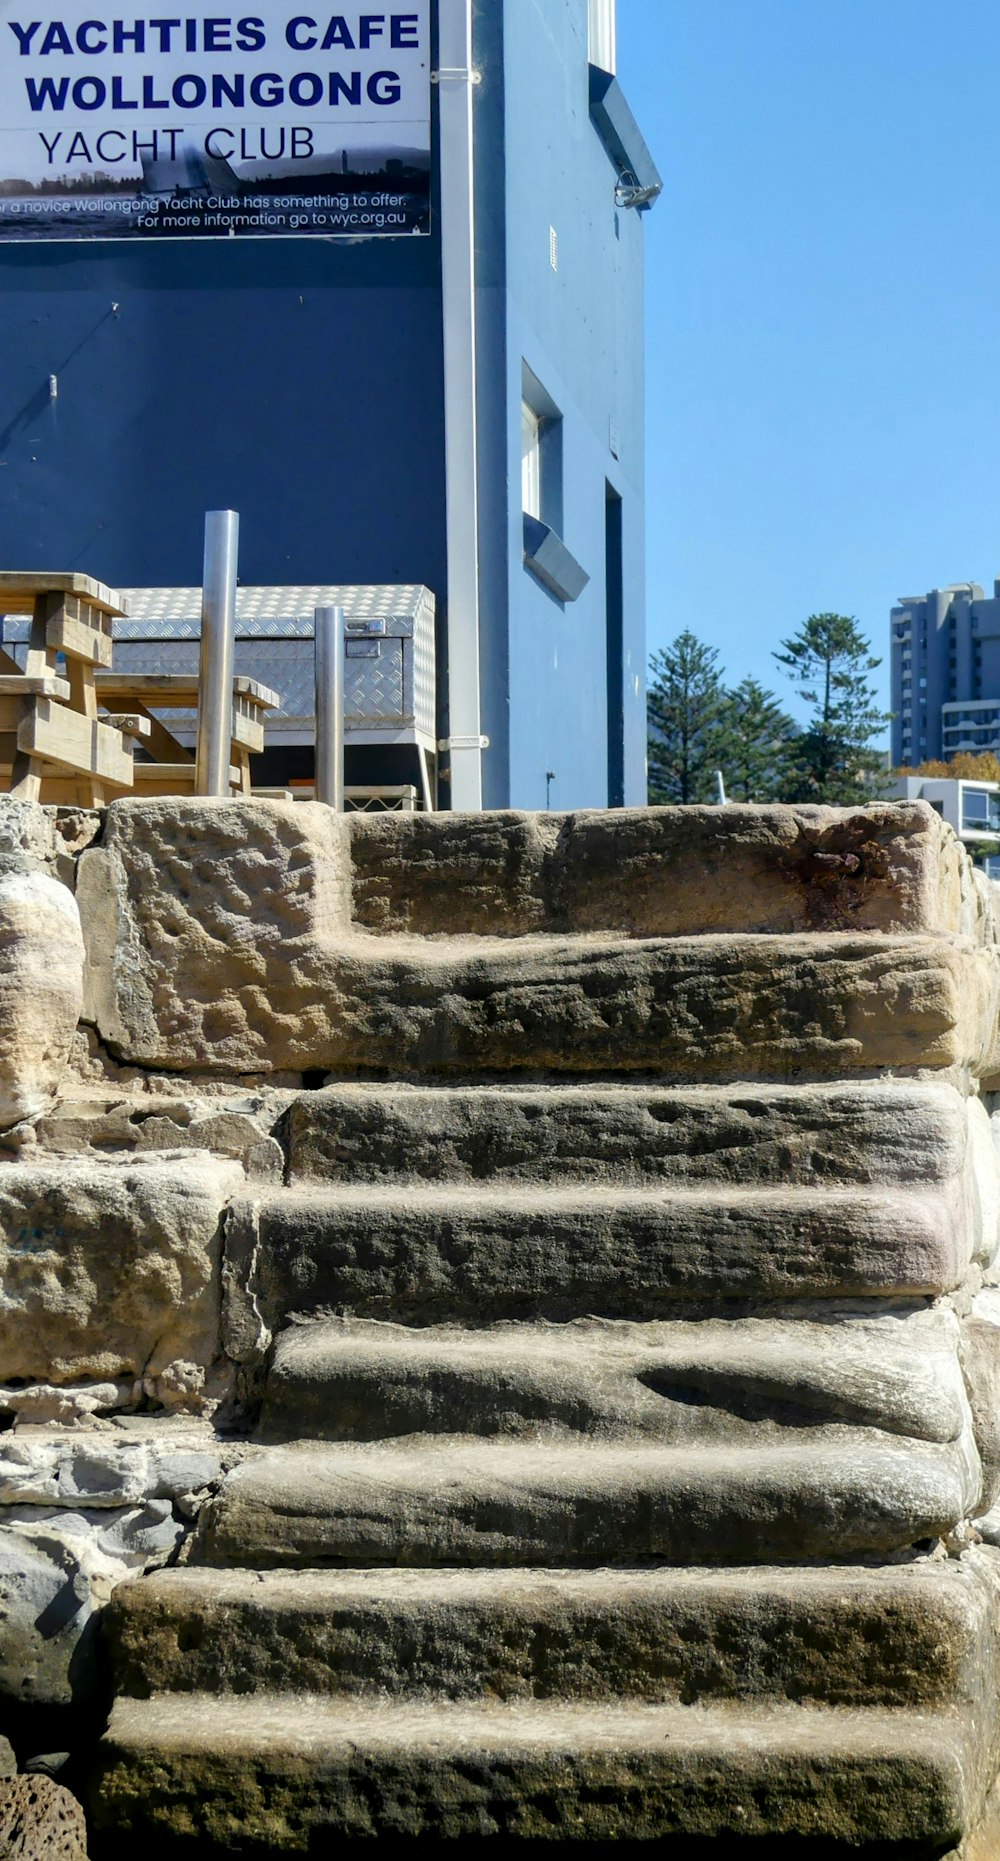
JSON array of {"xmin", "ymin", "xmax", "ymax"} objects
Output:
[
  {"xmin": 774, "ymin": 613, "xmax": 890, "ymax": 804},
  {"xmin": 717, "ymin": 676, "xmax": 796, "ymax": 802},
  {"xmin": 647, "ymin": 631, "xmax": 726, "ymax": 804}
]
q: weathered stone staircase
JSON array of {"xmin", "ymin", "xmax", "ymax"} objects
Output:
[
  {"xmin": 67, "ymin": 798, "xmax": 1000, "ymax": 1851},
  {"xmin": 4, "ymin": 796, "xmax": 1000, "ymax": 1850}
]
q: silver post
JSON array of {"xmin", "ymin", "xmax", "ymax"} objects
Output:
[
  {"xmin": 314, "ymin": 605, "xmax": 344, "ymax": 810},
  {"xmin": 195, "ymin": 509, "xmax": 239, "ymax": 797}
]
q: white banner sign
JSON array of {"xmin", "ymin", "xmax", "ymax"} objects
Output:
[{"xmin": 0, "ymin": 2, "xmax": 430, "ymax": 238}]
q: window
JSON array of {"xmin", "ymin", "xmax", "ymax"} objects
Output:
[
  {"xmin": 521, "ymin": 402, "xmax": 542, "ymax": 520},
  {"xmin": 962, "ymin": 788, "xmax": 1000, "ymax": 834},
  {"xmin": 521, "ymin": 363, "xmax": 563, "ymax": 531},
  {"xmin": 589, "ymin": 0, "xmax": 616, "ymax": 72}
]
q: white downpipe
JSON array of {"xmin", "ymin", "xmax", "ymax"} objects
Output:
[{"xmin": 438, "ymin": 0, "xmax": 483, "ymax": 811}]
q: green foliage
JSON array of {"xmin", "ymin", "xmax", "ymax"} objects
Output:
[
  {"xmin": 717, "ymin": 677, "xmax": 796, "ymax": 803},
  {"xmin": 647, "ymin": 630, "xmax": 726, "ymax": 804},
  {"xmin": 773, "ymin": 613, "xmax": 891, "ymax": 804}
]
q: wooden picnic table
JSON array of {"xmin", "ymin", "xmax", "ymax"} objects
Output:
[
  {"xmin": 0, "ymin": 571, "xmax": 132, "ymax": 804},
  {"xmin": 0, "ymin": 576, "xmax": 280, "ymax": 802},
  {"xmin": 93, "ymin": 670, "xmax": 280, "ymax": 794}
]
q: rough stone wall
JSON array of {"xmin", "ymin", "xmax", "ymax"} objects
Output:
[{"xmin": 1, "ymin": 796, "xmax": 1000, "ymax": 1852}]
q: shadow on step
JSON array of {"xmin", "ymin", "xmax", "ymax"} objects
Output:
[{"xmin": 86, "ymin": 1838, "xmax": 958, "ymax": 1859}]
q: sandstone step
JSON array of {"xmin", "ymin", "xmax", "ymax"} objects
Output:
[
  {"xmin": 90, "ymin": 1692, "xmax": 983, "ymax": 1846},
  {"xmin": 102, "ymin": 1557, "xmax": 1000, "ymax": 1712},
  {"xmin": 222, "ymin": 1181, "xmax": 970, "ymax": 1351},
  {"xmin": 254, "ymin": 1311, "xmax": 972, "ymax": 1449},
  {"xmin": 347, "ymin": 802, "xmax": 977, "ymax": 941},
  {"xmin": 189, "ymin": 1436, "xmax": 978, "ymax": 1569},
  {"xmin": 84, "ymin": 796, "xmax": 1000, "ymax": 1081},
  {"xmin": 282, "ymin": 1078, "xmax": 972, "ymax": 1188}
]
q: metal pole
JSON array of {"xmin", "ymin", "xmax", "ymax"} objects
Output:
[
  {"xmin": 195, "ymin": 509, "xmax": 239, "ymax": 797},
  {"xmin": 438, "ymin": 0, "xmax": 483, "ymax": 810},
  {"xmin": 314, "ymin": 605, "xmax": 344, "ymax": 810}
]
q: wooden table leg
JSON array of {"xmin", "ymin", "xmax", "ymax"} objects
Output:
[{"xmin": 8, "ymin": 697, "xmax": 41, "ymax": 800}]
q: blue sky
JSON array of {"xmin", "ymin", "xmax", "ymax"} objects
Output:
[{"xmin": 617, "ymin": 0, "xmax": 1000, "ymax": 731}]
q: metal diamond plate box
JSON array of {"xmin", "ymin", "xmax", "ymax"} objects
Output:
[{"xmin": 75, "ymin": 583, "xmax": 439, "ymax": 748}]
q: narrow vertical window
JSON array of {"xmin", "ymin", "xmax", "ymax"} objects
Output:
[
  {"xmin": 521, "ymin": 401, "xmax": 542, "ymax": 519},
  {"xmin": 588, "ymin": 0, "xmax": 616, "ymax": 73}
]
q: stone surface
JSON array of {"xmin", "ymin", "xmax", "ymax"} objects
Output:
[
  {"xmin": 0, "ymin": 1382, "xmax": 131, "ymax": 1427},
  {"xmin": 191, "ymin": 1435, "xmax": 978, "ymax": 1569},
  {"xmin": 101, "ymin": 1555, "xmax": 1000, "ymax": 1711},
  {"xmin": 283, "ymin": 1077, "xmax": 975, "ymax": 1187},
  {"xmin": 255, "ymin": 1310, "xmax": 976, "ymax": 1454},
  {"xmin": 0, "ymin": 1775, "xmax": 88, "ymax": 1857},
  {"xmin": 0, "ymin": 1513, "xmax": 129, "ymax": 1706},
  {"xmin": 349, "ymin": 802, "xmax": 978, "ymax": 940},
  {"xmin": 0, "ymin": 868, "xmax": 85, "ymax": 1129},
  {"xmin": 0, "ymin": 798, "xmax": 99, "ymax": 887},
  {"xmin": 0, "ymin": 1420, "xmax": 249, "ymax": 1707},
  {"xmin": 223, "ymin": 1182, "xmax": 971, "ymax": 1347},
  {"xmin": 0, "ymin": 1434, "xmax": 225, "ymax": 1509},
  {"xmin": 76, "ymin": 801, "xmax": 1000, "ymax": 1080},
  {"xmin": 91, "ymin": 1692, "xmax": 978, "ymax": 1846},
  {"xmin": 326, "ymin": 930, "xmax": 1000, "ymax": 1082},
  {"xmin": 78, "ymin": 797, "xmax": 351, "ymax": 1071},
  {"xmin": 14, "ymin": 797, "xmax": 1000, "ymax": 1844},
  {"xmin": 0, "ymin": 1152, "xmax": 243, "ymax": 1399},
  {"xmin": 32, "ymin": 1092, "xmax": 286, "ymax": 1180}
]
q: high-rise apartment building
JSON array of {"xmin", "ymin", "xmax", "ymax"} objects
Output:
[{"xmin": 890, "ymin": 580, "xmax": 1000, "ymax": 766}]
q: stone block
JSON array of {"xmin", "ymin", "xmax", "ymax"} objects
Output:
[
  {"xmin": 255, "ymin": 1310, "xmax": 975, "ymax": 1458},
  {"xmin": 0, "ymin": 1504, "xmax": 181, "ymax": 1707},
  {"xmin": 0, "ymin": 1774, "xmax": 88, "ymax": 1857},
  {"xmin": 90, "ymin": 1692, "xmax": 981, "ymax": 1846},
  {"xmin": 349, "ymin": 802, "xmax": 977, "ymax": 940},
  {"xmin": 100, "ymin": 1555, "xmax": 1000, "ymax": 1712},
  {"xmin": 0, "ymin": 1153, "xmax": 243, "ymax": 1398},
  {"xmin": 0, "ymin": 797, "xmax": 98, "ymax": 886},
  {"xmin": 328, "ymin": 930, "xmax": 1000, "ymax": 1081},
  {"xmin": 76, "ymin": 800, "xmax": 1000, "ymax": 1080},
  {"xmin": 0, "ymin": 869, "xmax": 84, "ymax": 1129},
  {"xmin": 283, "ymin": 1078, "xmax": 972, "ymax": 1188},
  {"xmin": 78, "ymin": 796, "xmax": 350, "ymax": 1071},
  {"xmin": 0, "ymin": 1434, "xmax": 225, "ymax": 1510},
  {"xmin": 223, "ymin": 1180, "xmax": 971, "ymax": 1344},
  {"xmin": 191, "ymin": 1433, "xmax": 978, "ymax": 1568}
]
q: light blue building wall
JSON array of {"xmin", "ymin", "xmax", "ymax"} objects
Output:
[
  {"xmin": 0, "ymin": 0, "xmax": 656, "ymax": 808},
  {"xmin": 472, "ymin": 0, "xmax": 652, "ymax": 809}
]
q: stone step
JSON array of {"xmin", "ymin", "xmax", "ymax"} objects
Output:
[
  {"xmin": 90, "ymin": 1691, "xmax": 983, "ymax": 1847},
  {"xmin": 282, "ymin": 1078, "xmax": 973, "ymax": 1189},
  {"xmin": 102, "ymin": 1558, "xmax": 1000, "ymax": 1712},
  {"xmin": 84, "ymin": 794, "xmax": 1000, "ymax": 1082},
  {"xmin": 222, "ymin": 1182, "xmax": 970, "ymax": 1352},
  {"xmin": 254, "ymin": 1310, "xmax": 973, "ymax": 1450},
  {"xmin": 347, "ymin": 802, "xmax": 977, "ymax": 941},
  {"xmin": 189, "ymin": 1436, "xmax": 978, "ymax": 1569}
]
